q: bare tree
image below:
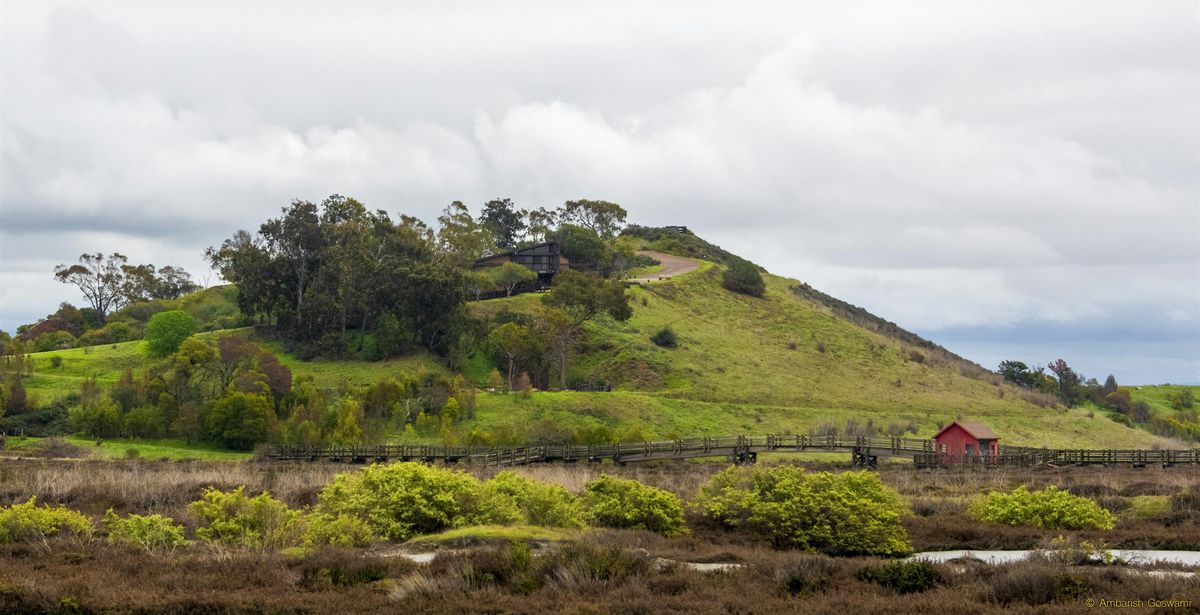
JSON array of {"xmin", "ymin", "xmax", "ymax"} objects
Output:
[{"xmin": 53, "ymin": 253, "xmax": 129, "ymax": 320}]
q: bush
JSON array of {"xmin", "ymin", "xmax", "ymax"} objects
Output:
[
  {"xmin": 34, "ymin": 330, "xmax": 75, "ymax": 353},
  {"xmin": 103, "ymin": 509, "xmax": 187, "ymax": 554},
  {"xmin": 302, "ymin": 512, "xmax": 376, "ymax": 548},
  {"xmin": 317, "ymin": 463, "xmax": 520, "ymax": 541},
  {"xmin": 486, "ymin": 471, "xmax": 585, "ymax": 528},
  {"xmin": 857, "ymin": 560, "xmax": 940, "ymax": 594},
  {"xmin": 0, "ymin": 497, "xmax": 93, "ymax": 544},
  {"xmin": 188, "ymin": 486, "xmax": 303, "ymax": 549},
  {"xmin": 697, "ymin": 466, "xmax": 911, "ymax": 555},
  {"xmin": 721, "ymin": 257, "xmax": 765, "ymax": 297},
  {"xmin": 649, "ymin": 326, "xmax": 678, "ymax": 348},
  {"xmin": 144, "ymin": 310, "xmax": 197, "ymax": 356},
  {"xmin": 49, "ymin": 356, "xmax": 63, "ymax": 369},
  {"xmin": 580, "ymin": 476, "xmax": 687, "ymax": 536},
  {"xmin": 971, "ymin": 485, "xmax": 1115, "ymax": 530}
]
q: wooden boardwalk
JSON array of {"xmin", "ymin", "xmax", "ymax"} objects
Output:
[
  {"xmin": 267, "ymin": 435, "xmax": 1200, "ymax": 469},
  {"xmin": 267, "ymin": 435, "xmax": 934, "ymax": 466}
]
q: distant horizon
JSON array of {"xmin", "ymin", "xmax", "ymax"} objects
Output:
[{"xmin": 2, "ymin": 2, "xmax": 1196, "ymax": 384}]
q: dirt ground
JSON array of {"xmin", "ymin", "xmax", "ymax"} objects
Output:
[{"xmin": 630, "ymin": 250, "xmax": 701, "ymax": 282}]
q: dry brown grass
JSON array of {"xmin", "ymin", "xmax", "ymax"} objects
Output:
[{"xmin": 3, "ymin": 534, "xmax": 1197, "ymax": 614}]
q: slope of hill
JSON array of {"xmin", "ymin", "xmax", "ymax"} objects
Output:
[
  {"xmin": 464, "ymin": 262, "xmax": 1176, "ymax": 449},
  {"xmin": 17, "ymin": 331, "xmax": 446, "ymax": 401},
  {"xmin": 9, "ymin": 244, "xmax": 1180, "ymax": 451}
]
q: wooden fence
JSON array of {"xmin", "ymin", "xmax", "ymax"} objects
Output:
[{"xmin": 267, "ymin": 435, "xmax": 1200, "ymax": 469}]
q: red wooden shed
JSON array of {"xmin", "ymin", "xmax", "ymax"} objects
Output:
[{"xmin": 933, "ymin": 420, "xmax": 999, "ymax": 458}]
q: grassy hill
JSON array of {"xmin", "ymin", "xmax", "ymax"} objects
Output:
[
  {"xmin": 11, "ymin": 253, "xmax": 1181, "ymax": 451},
  {"xmin": 18, "ymin": 330, "xmax": 446, "ymax": 402},
  {"xmin": 460, "ymin": 263, "xmax": 1176, "ymax": 449}
]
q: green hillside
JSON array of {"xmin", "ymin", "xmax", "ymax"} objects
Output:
[
  {"xmin": 9, "ymin": 255, "xmax": 1181, "ymax": 451},
  {"xmin": 19, "ymin": 334, "xmax": 446, "ymax": 402},
  {"xmin": 461, "ymin": 263, "xmax": 1175, "ymax": 449}
]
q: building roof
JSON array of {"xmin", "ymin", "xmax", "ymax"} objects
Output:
[
  {"xmin": 471, "ymin": 241, "xmax": 560, "ymax": 266},
  {"xmin": 933, "ymin": 420, "xmax": 999, "ymax": 441}
]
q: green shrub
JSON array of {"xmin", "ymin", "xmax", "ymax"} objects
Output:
[
  {"xmin": 302, "ymin": 512, "xmax": 376, "ymax": 548},
  {"xmin": 0, "ymin": 497, "xmax": 93, "ymax": 544},
  {"xmin": 485, "ymin": 471, "xmax": 585, "ymax": 528},
  {"xmin": 317, "ymin": 463, "xmax": 520, "ymax": 541},
  {"xmin": 34, "ymin": 330, "xmax": 75, "ymax": 353},
  {"xmin": 697, "ymin": 466, "xmax": 911, "ymax": 555},
  {"xmin": 971, "ymin": 485, "xmax": 1115, "ymax": 530},
  {"xmin": 580, "ymin": 475, "xmax": 687, "ymax": 536},
  {"xmin": 188, "ymin": 486, "xmax": 303, "ymax": 549},
  {"xmin": 49, "ymin": 356, "xmax": 63, "ymax": 369},
  {"xmin": 857, "ymin": 560, "xmax": 940, "ymax": 594},
  {"xmin": 649, "ymin": 326, "xmax": 678, "ymax": 348},
  {"xmin": 103, "ymin": 509, "xmax": 187, "ymax": 554},
  {"xmin": 721, "ymin": 257, "xmax": 765, "ymax": 297},
  {"xmin": 144, "ymin": 310, "xmax": 197, "ymax": 356}
]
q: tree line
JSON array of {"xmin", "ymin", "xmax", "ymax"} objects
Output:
[
  {"xmin": 203, "ymin": 195, "xmax": 640, "ymax": 366},
  {"xmin": 998, "ymin": 358, "xmax": 1198, "ymax": 440}
]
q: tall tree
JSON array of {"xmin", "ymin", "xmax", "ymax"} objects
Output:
[
  {"xmin": 491, "ymin": 262, "xmax": 537, "ymax": 297},
  {"xmin": 479, "ymin": 198, "xmax": 527, "ymax": 249},
  {"xmin": 541, "ymin": 270, "xmax": 632, "ymax": 388},
  {"xmin": 561, "ymin": 199, "xmax": 627, "ymax": 240},
  {"xmin": 525, "ymin": 207, "xmax": 559, "ymax": 244},
  {"xmin": 554, "ymin": 224, "xmax": 608, "ymax": 270},
  {"xmin": 487, "ymin": 322, "xmax": 541, "ymax": 389},
  {"xmin": 259, "ymin": 200, "xmax": 325, "ymax": 327},
  {"xmin": 205, "ymin": 230, "xmax": 281, "ymax": 323},
  {"xmin": 436, "ymin": 201, "xmax": 494, "ymax": 267},
  {"xmin": 53, "ymin": 253, "xmax": 129, "ymax": 320},
  {"xmin": 998, "ymin": 360, "xmax": 1036, "ymax": 388},
  {"xmin": 1047, "ymin": 358, "xmax": 1083, "ymax": 406},
  {"xmin": 155, "ymin": 266, "xmax": 200, "ymax": 299}
]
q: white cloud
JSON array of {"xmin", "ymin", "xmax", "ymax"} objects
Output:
[{"xmin": 1, "ymin": 1, "xmax": 1196, "ymax": 381}]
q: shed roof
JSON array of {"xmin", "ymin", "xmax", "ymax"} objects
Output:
[{"xmin": 933, "ymin": 420, "xmax": 999, "ymax": 441}]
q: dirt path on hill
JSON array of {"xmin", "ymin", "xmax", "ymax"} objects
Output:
[{"xmin": 629, "ymin": 250, "xmax": 701, "ymax": 283}]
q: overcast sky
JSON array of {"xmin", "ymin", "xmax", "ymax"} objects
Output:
[{"xmin": 1, "ymin": 1, "xmax": 1197, "ymax": 384}]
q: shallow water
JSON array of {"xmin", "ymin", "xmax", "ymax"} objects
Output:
[{"xmin": 912, "ymin": 549, "xmax": 1200, "ymax": 566}]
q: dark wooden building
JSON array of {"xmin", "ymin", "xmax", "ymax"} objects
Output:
[
  {"xmin": 933, "ymin": 420, "xmax": 1000, "ymax": 458},
  {"xmin": 471, "ymin": 241, "xmax": 570, "ymax": 289}
]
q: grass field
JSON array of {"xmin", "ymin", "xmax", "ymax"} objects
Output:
[
  {"xmin": 1130, "ymin": 384, "xmax": 1200, "ymax": 414},
  {"xmin": 18, "ymin": 330, "xmax": 447, "ymax": 403},
  {"xmin": 4, "ymin": 435, "xmax": 251, "ymax": 460}
]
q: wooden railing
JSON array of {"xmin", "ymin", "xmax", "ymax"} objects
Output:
[{"xmin": 266, "ymin": 436, "xmax": 1200, "ymax": 468}]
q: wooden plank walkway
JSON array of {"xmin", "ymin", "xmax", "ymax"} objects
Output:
[
  {"xmin": 267, "ymin": 435, "xmax": 934, "ymax": 466},
  {"xmin": 266, "ymin": 435, "xmax": 1200, "ymax": 469}
]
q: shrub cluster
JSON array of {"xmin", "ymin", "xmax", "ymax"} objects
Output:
[
  {"xmin": 189, "ymin": 486, "xmax": 305, "ymax": 549},
  {"xmin": 144, "ymin": 309, "xmax": 197, "ymax": 356},
  {"xmin": 971, "ymin": 485, "xmax": 1116, "ymax": 530},
  {"xmin": 721, "ymin": 257, "xmax": 766, "ymax": 297},
  {"xmin": 0, "ymin": 497, "xmax": 93, "ymax": 544},
  {"xmin": 486, "ymin": 471, "xmax": 585, "ymax": 528},
  {"xmin": 697, "ymin": 466, "xmax": 911, "ymax": 555},
  {"xmin": 104, "ymin": 510, "xmax": 187, "ymax": 554},
  {"xmin": 650, "ymin": 326, "xmax": 678, "ymax": 348},
  {"xmin": 316, "ymin": 463, "xmax": 520, "ymax": 541},
  {"xmin": 580, "ymin": 475, "xmax": 687, "ymax": 536},
  {"xmin": 189, "ymin": 486, "xmax": 376, "ymax": 550}
]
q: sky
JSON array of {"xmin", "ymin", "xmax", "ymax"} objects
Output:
[{"xmin": 1, "ymin": 1, "xmax": 1197, "ymax": 384}]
